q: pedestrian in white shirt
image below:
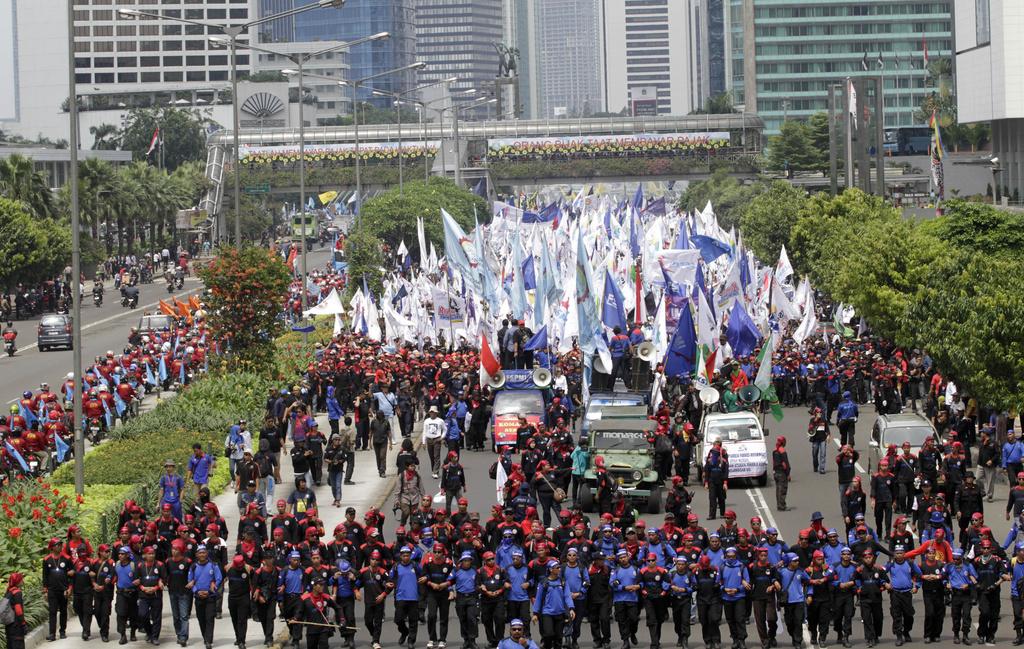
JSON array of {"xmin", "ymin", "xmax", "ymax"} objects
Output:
[{"xmin": 421, "ymin": 406, "xmax": 446, "ymax": 478}]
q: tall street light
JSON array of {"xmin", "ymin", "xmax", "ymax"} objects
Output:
[
  {"xmin": 369, "ymin": 77, "xmax": 457, "ymax": 194},
  {"xmin": 437, "ymin": 96, "xmax": 496, "ymax": 186},
  {"xmin": 390, "ymin": 89, "xmax": 476, "ymax": 183},
  {"xmin": 216, "ymin": 33, "xmax": 388, "ymax": 340},
  {"xmin": 67, "ymin": 0, "xmax": 84, "ymax": 494},
  {"xmin": 117, "ymin": 0, "xmax": 346, "ymax": 244},
  {"xmin": 341, "ymin": 62, "xmax": 427, "ymax": 217}
]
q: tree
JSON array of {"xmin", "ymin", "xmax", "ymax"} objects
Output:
[
  {"xmin": 690, "ymin": 92, "xmax": 737, "ymax": 115},
  {"xmin": 0, "ymin": 197, "xmax": 70, "ymax": 290},
  {"xmin": 120, "ymin": 107, "xmax": 217, "ymax": 171},
  {"xmin": 807, "ymin": 112, "xmax": 830, "ymax": 157},
  {"xmin": 767, "ymin": 120, "xmax": 822, "ymax": 172},
  {"xmin": 344, "ymin": 228, "xmax": 386, "ymax": 295},
  {"xmin": 677, "ymin": 169, "xmax": 767, "ymax": 230},
  {"xmin": 964, "ymin": 123, "xmax": 990, "ymax": 152},
  {"xmin": 920, "ymin": 198, "xmax": 1024, "ymax": 255},
  {"xmin": 739, "ymin": 181, "xmax": 807, "ymax": 262},
  {"xmin": 241, "ymin": 71, "xmax": 287, "ymax": 82},
  {"xmin": 324, "ymin": 102, "xmax": 422, "ymax": 126},
  {"xmin": 0, "ymin": 154, "xmax": 56, "ymax": 218},
  {"xmin": 89, "ymin": 123, "xmax": 120, "ymax": 150},
  {"xmin": 198, "ymin": 245, "xmax": 291, "ymax": 371}
]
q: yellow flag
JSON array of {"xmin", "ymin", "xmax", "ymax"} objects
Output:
[{"xmin": 318, "ymin": 190, "xmax": 338, "ymax": 205}]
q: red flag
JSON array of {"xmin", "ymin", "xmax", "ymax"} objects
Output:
[
  {"xmin": 146, "ymin": 127, "xmax": 160, "ymax": 155},
  {"xmin": 704, "ymin": 348, "xmax": 718, "ymax": 382},
  {"xmin": 480, "ymin": 333, "xmax": 501, "ymax": 379},
  {"xmin": 922, "ymin": 33, "xmax": 929, "ymax": 68}
]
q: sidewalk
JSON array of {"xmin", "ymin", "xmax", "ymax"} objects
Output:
[{"xmin": 31, "ymin": 411, "xmax": 413, "ymax": 649}]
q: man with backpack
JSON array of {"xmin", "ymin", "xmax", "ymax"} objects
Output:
[{"xmin": 441, "ymin": 452, "xmax": 467, "ymax": 513}]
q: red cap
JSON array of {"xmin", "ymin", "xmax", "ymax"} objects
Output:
[
  {"xmin": 458, "ymin": 497, "xmax": 468, "ymax": 506},
  {"xmin": 482, "ymin": 551, "xmax": 495, "ymax": 559},
  {"xmin": 724, "ymin": 510, "xmax": 736, "ymax": 519},
  {"xmin": 812, "ymin": 550, "xmax": 824, "ymax": 559}
]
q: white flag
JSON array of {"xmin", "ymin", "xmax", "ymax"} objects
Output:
[
  {"xmin": 793, "ymin": 293, "xmax": 818, "ymax": 345},
  {"xmin": 775, "ymin": 245, "xmax": 793, "ymax": 283}
]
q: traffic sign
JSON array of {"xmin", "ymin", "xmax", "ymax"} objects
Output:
[{"xmin": 243, "ymin": 183, "xmax": 271, "ymax": 194}]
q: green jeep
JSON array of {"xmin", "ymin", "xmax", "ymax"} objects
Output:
[{"xmin": 577, "ymin": 419, "xmax": 663, "ymax": 514}]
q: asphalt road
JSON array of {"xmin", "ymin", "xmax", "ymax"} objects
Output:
[
  {"xmin": 0, "ymin": 245, "xmax": 334, "ymax": 407},
  {"xmin": 375, "ymin": 404, "xmax": 1020, "ymax": 649}
]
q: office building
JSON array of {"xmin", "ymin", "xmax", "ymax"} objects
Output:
[
  {"xmin": 503, "ymin": 0, "xmax": 537, "ymax": 117},
  {"xmin": 534, "ymin": 0, "xmax": 605, "ymax": 118},
  {"xmin": 287, "ymin": 0, "xmax": 417, "ymax": 105},
  {"xmin": 249, "ymin": 42, "xmax": 352, "ymax": 125},
  {"xmin": 737, "ymin": 0, "xmax": 953, "ymax": 135},
  {"xmin": 956, "ymin": 0, "xmax": 1024, "ymax": 200},
  {"xmin": 603, "ymin": 0, "xmax": 694, "ymax": 116},
  {"xmin": 415, "ymin": 0, "xmax": 501, "ymax": 117}
]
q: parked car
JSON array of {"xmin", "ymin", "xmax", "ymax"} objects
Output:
[
  {"xmin": 38, "ymin": 314, "xmax": 73, "ymax": 351},
  {"xmin": 868, "ymin": 413, "xmax": 936, "ymax": 472},
  {"xmin": 137, "ymin": 314, "xmax": 175, "ymax": 336}
]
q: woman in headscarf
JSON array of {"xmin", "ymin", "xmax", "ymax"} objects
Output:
[{"xmin": 4, "ymin": 572, "xmax": 27, "ymax": 649}]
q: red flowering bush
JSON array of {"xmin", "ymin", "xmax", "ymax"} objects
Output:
[
  {"xmin": 0, "ymin": 479, "xmax": 77, "ymax": 576},
  {"xmin": 198, "ymin": 245, "xmax": 291, "ymax": 371}
]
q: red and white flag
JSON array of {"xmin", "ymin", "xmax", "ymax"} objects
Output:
[
  {"xmin": 479, "ymin": 333, "xmax": 501, "ymax": 385},
  {"xmin": 146, "ymin": 127, "xmax": 160, "ymax": 155}
]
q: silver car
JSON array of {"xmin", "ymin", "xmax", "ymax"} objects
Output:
[
  {"xmin": 868, "ymin": 413, "xmax": 937, "ymax": 472},
  {"xmin": 37, "ymin": 314, "xmax": 73, "ymax": 351}
]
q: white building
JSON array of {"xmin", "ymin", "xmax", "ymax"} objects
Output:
[
  {"xmin": 249, "ymin": 41, "xmax": 352, "ymax": 125},
  {"xmin": 1, "ymin": 0, "xmax": 257, "ymax": 141},
  {"xmin": 955, "ymin": 0, "xmax": 1024, "ymax": 198},
  {"xmin": 603, "ymin": 0, "xmax": 694, "ymax": 115}
]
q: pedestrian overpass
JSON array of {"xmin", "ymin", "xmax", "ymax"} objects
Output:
[{"xmin": 200, "ymin": 113, "xmax": 764, "ymax": 225}]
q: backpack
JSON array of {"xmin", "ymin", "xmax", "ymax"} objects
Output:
[
  {"xmin": 0, "ymin": 597, "xmax": 14, "ymax": 625},
  {"xmin": 655, "ymin": 433, "xmax": 674, "ymax": 454}
]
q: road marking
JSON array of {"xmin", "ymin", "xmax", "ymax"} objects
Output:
[
  {"xmin": 833, "ymin": 438, "xmax": 868, "ymax": 474},
  {"xmin": 0, "ymin": 283, "xmax": 202, "ymax": 360}
]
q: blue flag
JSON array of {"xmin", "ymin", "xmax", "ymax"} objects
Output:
[
  {"xmin": 628, "ymin": 210, "xmax": 640, "ymax": 259},
  {"xmin": 101, "ymin": 398, "xmax": 113, "ymax": 429},
  {"xmin": 472, "ymin": 177, "xmax": 487, "ymax": 198},
  {"xmin": 19, "ymin": 403, "xmax": 37, "ymax": 427},
  {"xmin": 631, "ymin": 184, "xmax": 644, "ymax": 212},
  {"xmin": 521, "ymin": 255, "xmax": 536, "ymax": 291},
  {"xmin": 603, "ymin": 208, "xmax": 612, "ymax": 238},
  {"xmin": 523, "ymin": 202, "xmax": 558, "ymax": 224},
  {"xmin": 179, "ymin": 360, "xmax": 186, "ymax": 385},
  {"xmin": 391, "ymin": 284, "xmax": 408, "ymax": 305},
  {"xmin": 4, "ymin": 442, "xmax": 30, "ymax": 474},
  {"xmin": 674, "ymin": 218, "xmax": 691, "ymax": 249},
  {"xmin": 691, "ymin": 234, "xmax": 732, "ymax": 263},
  {"xmin": 523, "ymin": 325, "xmax": 549, "ymax": 352},
  {"xmin": 644, "ymin": 196, "xmax": 666, "ymax": 216},
  {"xmin": 113, "ymin": 391, "xmax": 127, "ymax": 417},
  {"xmin": 601, "ymin": 270, "xmax": 628, "ymax": 332},
  {"xmin": 54, "ymin": 435, "xmax": 71, "ymax": 464},
  {"xmin": 664, "ymin": 300, "xmax": 697, "ymax": 378},
  {"xmin": 725, "ymin": 300, "xmax": 763, "ymax": 358}
]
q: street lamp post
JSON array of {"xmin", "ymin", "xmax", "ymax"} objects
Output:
[
  {"xmin": 67, "ymin": 0, "xmax": 84, "ymax": 494},
  {"xmin": 436, "ymin": 97, "xmax": 495, "ymax": 187},
  {"xmin": 118, "ymin": 0, "xmax": 346, "ymax": 244},
  {"xmin": 216, "ymin": 34, "xmax": 388, "ymax": 341},
  {"xmin": 371, "ymin": 78, "xmax": 456, "ymax": 194}
]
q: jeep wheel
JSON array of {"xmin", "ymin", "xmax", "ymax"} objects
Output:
[
  {"xmin": 578, "ymin": 484, "xmax": 594, "ymax": 512},
  {"xmin": 647, "ymin": 486, "xmax": 663, "ymax": 514},
  {"xmin": 757, "ymin": 472, "xmax": 768, "ymax": 487}
]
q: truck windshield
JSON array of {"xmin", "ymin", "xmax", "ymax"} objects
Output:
[
  {"xmin": 705, "ymin": 421, "xmax": 762, "ymax": 443},
  {"xmin": 591, "ymin": 429, "xmax": 650, "ymax": 450}
]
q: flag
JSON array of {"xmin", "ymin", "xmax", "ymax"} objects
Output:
[
  {"xmin": 860, "ymin": 52, "xmax": 869, "ymax": 71},
  {"xmin": 848, "ymin": 79, "xmax": 857, "ymax": 118},
  {"xmin": 663, "ymin": 301, "xmax": 696, "ymax": 378},
  {"xmin": 114, "ymin": 391, "xmax": 127, "ymax": 417},
  {"xmin": 472, "ymin": 177, "xmax": 487, "ymax": 199},
  {"xmin": 317, "ymin": 190, "xmax": 338, "ymax": 205},
  {"xmin": 929, "ymin": 110, "xmax": 945, "ymax": 201},
  {"xmin": 691, "ymin": 234, "xmax": 731, "ymax": 263},
  {"xmin": 4, "ymin": 442, "xmax": 30, "ymax": 474},
  {"xmin": 189, "ymin": 295, "xmax": 201, "ymax": 311},
  {"xmin": 147, "ymin": 127, "xmax": 160, "ymax": 155},
  {"xmin": 674, "ymin": 218, "xmax": 690, "ymax": 249},
  {"xmin": 775, "ymin": 245, "xmax": 793, "ymax": 283},
  {"xmin": 521, "ymin": 255, "xmax": 536, "ymax": 291},
  {"xmin": 145, "ymin": 363, "xmax": 157, "ymax": 387},
  {"xmin": 480, "ymin": 332, "xmax": 501, "ymax": 384},
  {"xmin": 644, "ymin": 197, "xmax": 666, "ymax": 216},
  {"xmin": 876, "ymin": 52, "xmax": 884, "ymax": 69},
  {"xmin": 441, "ymin": 208, "xmax": 481, "ymax": 291},
  {"xmin": 725, "ymin": 300, "xmax": 762, "ymax": 358},
  {"xmin": 833, "ymin": 304, "xmax": 855, "ymax": 339},
  {"xmin": 158, "ymin": 356, "xmax": 168, "ymax": 382},
  {"xmin": 495, "ymin": 460, "xmax": 508, "ymax": 504},
  {"xmin": 922, "ymin": 33, "xmax": 929, "ymax": 68},
  {"xmin": 793, "ymin": 293, "xmax": 818, "ymax": 344},
  {"xmin": 631, "ymin": 184, "xmax": 644, "ymax": 212},
  {"xmin": 601, "ymin": 269, "xmax": 628, "ymax": 332},
  {"xmin": 753, "ymin": 334, "xmax": 784, "ymax": 421},
  {"xmin": 159, "ymin": 299, "xmax": 177, "ymax": 318},
  {"xmin": 54, "ymin": 434, "xmax": 71, "ymax": 464},
  {"xmin": 523, "ymin": 325, "xmax": 549, "ymax": 352}
]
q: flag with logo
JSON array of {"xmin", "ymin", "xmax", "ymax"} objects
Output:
[{"xmin": 753, "ymin": 333, "xmax": 784, "ymax": 421}]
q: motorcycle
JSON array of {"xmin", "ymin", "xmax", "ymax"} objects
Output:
[
  {"xmin": 3, "ymin": 338, "xmax": 14, "ymax": 357},
  {"xmin": 93, "ymin": 289, "xmax": 103, "ymax": 307},
  {"xmin": 86, "ymin": 418, "xmax": 104, "ymax": 444},
  {"xmin": 166, "ymin": 278, "xmax": 175, "ymax": 294},
  {"xmin": 120, "ymin": 287, "xmax": 139, "ymax": 309}
]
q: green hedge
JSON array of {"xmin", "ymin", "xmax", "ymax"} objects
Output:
[{"xmin": 488, "ymin": 155, "xmax": 762, "ymax": 180}]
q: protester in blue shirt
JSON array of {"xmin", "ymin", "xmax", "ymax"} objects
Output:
[
  {"xmin": 390, "ymin": 547, "xmax": 422, "ymax": 648},
  {"xmin": 779, "ymin": 554, "xmax": 810, "ymax": 647},
  {"xmin": 611, "ymin": 549, "xmax": 641, "ymax": 647},
  {"xmin": 186, "ymin": 545, "xmax": 222, "ymax": 649},
  {"xmin": 885, "ymin": 545, "xmax": 920, "ymax": 645},
  {"xmin": 532, "ymin": 561, "xmax": 574, "ymax": 648},
  {"xmin": 945, "ymin": 549, "xmax": 978, "ymax": 644},
  {"xmin": 498, "ymin": 619, "xmax": 538, "ymax": 649},
  {"xmin": 186, "ymin": 443, "xmax": 215, "ymax": 490},
  {"xmin": 159, "ymin": 459, "xmax": 185, "ymax": 520},
  {"xmin": 836, "ymin": 391, "xmax": 859, "ymax": 446}
]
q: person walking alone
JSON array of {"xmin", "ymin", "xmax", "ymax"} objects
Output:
[{"xmin": 422, "ymin": 406, "xmax": 446, "ymax": 478}]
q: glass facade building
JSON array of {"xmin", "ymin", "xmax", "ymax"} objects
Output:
[
  {"xmin": 260, "ymin": 0, "xmax": 417, "ymax": 106},
  {"xmin": 535, "ymin": 0, "xmax": 605, "ymax": 118},
  {"xmin": 739, "ymin": 0, "xmax": 953, "ymax": 134}
]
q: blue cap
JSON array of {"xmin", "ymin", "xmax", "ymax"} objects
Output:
[
  {"xmin": 929, "ymin": 511, "xmax": 945, "ymax": 524},
  {"xmin": 616, "ymin": 549, "xmax": 629, "ymax": 558},
  {"xmin": 843, "ymin": 391, "xmax": 851, "ymax": 398},
  {"xmin": 894, "ymin": 545, "xmax": 906, "ymax": 553},
  {"xmin": 337, "ymin": 561, "xmax": 351, "ymax": 572},
  {"xmin": 725, "ymin": 546, "xmax": 736, "ymax": 555},
  {"xmin": 1016, "ymin": 542, "xmax": 1024, "ymax": 553},
  {"xmin": 512, "ymin": 549, "xmax": 524, "ymax": 558},
  {"xmin": 399, "ymin": 546, "xmax": 412, "ymax": 554},
  {"xmin": 288, "ymin": 551, "xmax": 301, "ymax": 559},
  {"xmin": 601, "ymin": 524, "xmax": 613, "ymax": 532},
  {"xmin": 503, "ymin": 528, "xmax": 516, "ymax": 536},
  {"xmin": 547, "ymin": 560, "xmax": 560, "ymax": 569},
  {"xmin": 510, "ymin": 619, "xmax": 525, "ymax": 628},
  {"xmin": 709, "ymin": 532, "xmax": 720, "ymax": 539},
  {"xmin": 785, "ymin": 553, "xmax": 799, "ymax": 563},
  {"xmin": 811, "ymin": 511, "xmax": 824, "ymax": 521},
  {"xmin": 460, "ymin": 551, "xmax": 474, "ymax": 561},
  {"xmin": 566, "ymin": 547, "xmax": 578, "ymax": 556},
  {"xmin": 674, "ymin": 556, "xmax": 687, "ymax": 564},
  {"xmin": 119, "ymin": 546, "xmax": 132, "ymax": 554},
  {"xmin": 952, "ymin": 549, "xmax": 964, "ymax": 558},
  {"xmin": 766, "ymin": 527, "xmax": 778, "ymax": 535},
  {"xmin": 840, "ymin": 547, "xmax": 852, "ymax": 554},
  {"xmin": 827, "ymin": 528, "xmax": 838, "ymax": 536}
]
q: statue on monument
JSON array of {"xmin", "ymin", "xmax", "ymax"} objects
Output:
[{"xmin": 494, "ymin": 43, "xmax": 520, "ymax": 78}]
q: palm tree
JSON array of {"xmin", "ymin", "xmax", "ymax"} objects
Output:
[
  {"xmin": 76, "ymin": 158, "xmax": 116, "ymax": 239},
  {"xmin": 0, "ymin": 154, "xmax": 56, "ymax": 218},
  {"xmin": 89, "ymin": 123, "xmax": 120, "ymax": 150}
]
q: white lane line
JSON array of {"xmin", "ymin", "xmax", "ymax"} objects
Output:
[
  {"xmin": 0, "ymin": 283, "xmax": 202, "ymax": 359},
  {"xmin": 833, "ymin": 438, "xmax": 868, "ymax": 474},
  {"xmin": 748, "ymin": 484, "xmax": 813, "ymax": 646}
]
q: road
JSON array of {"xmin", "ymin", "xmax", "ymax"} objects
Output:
[
  {"xmin": 0, "ymin": 246, "xmax": 334, "ymax": 406},
  {"xmin": 376, "ymin": 404, "xmax": 1019, "ymax": 649}
]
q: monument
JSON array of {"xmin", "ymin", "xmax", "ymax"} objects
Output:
[{"xmin": 493, "ymin": 43, "xmax": 521, "ymax": 120}]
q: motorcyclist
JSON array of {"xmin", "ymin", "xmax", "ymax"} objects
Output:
[
  {"xmin": 174, "ymin": 265, "xmax": 185, "ymax": 289},
  {"xmin": 2, "ymin": 321, "xmax": 17, "ymax": 350},
  {"xmin": 8, "ymin": 404, "xmax": 27, "ymax": 431},
  {"xmin": 82, "ymin": 390, "xmax": 106, "ymax": 432},
  {"xmin": 93, "ymin": 280, "xmax": 104, "ymax": 306},
  {"xmin": 120, "ymin": 284, "xmax": 139, "ymax": 308}
]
